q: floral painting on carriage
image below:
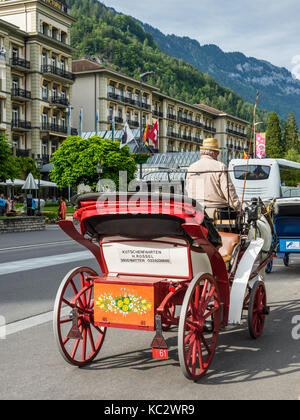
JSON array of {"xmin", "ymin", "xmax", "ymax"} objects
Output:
[
  {"xmin": 96, "ymin": 292, "xmax": 152, "ymax": 316},
  {"xmin": 94, "ymin": 282, "xmax": 157, "ymax": 329}
]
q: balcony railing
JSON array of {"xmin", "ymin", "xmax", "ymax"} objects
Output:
[
  {"xmin": 167, "ymin": 114, "xmax": 177, "ymax": 121},
  {"xmin": 10, "ymin": 57, "xmax": 30, "ymax": 70},
  {"xmin": 128, "ymin": 120, "xmax": 139, "ymax": 127},
  {"xmin": 11, "ymin": 120, "xmax": 31, "ymax": 130},
  {"xmin": 50, "ymin": 96, "xmax": 70, "ymax": 107},
  {"xmin": 41, "ymin": 122, "xmax": 78, "ymax": 135},
  {"xmin": 152, "ymin": 110, "xmax": 163, "ymax": 118},
  {"xmin": 41, "ymin": 65, "xmax": 75, "ymax": 81},
  {"xmin": 226, "ymin": 128, "xmax": 247, "ymax": 137},
  {"xmin": 11, "ymin": 88, "xmax": 31, "ymax": 100}
]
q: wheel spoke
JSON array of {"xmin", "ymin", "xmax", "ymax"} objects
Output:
[{"xmin": 54, "ymin": 268, "xmax": 106, "ymax": 367}]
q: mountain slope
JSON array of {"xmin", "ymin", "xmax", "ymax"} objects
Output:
[
  {"xmin": 66, "ymin": 0, "xmax": 280, "ymax": 130},
  {"xmin": 142, "ymin": 23, "xmax": 300, "ymax": 125}
]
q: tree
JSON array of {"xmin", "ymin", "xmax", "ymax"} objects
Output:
[
  {"xmin": 265, "ymin": 111, "xmax": 284, "ymax": 158},
  {"xmin": 14, "ymin": 157, "xmax": 38, "ymax": 179},
  {"xmin": 49, "ymin": 136, "xmax": 137, "ymax": 190},
  {"xmin": 284, "ymin": 112, "xmax": 299, "ymax": 153},
  {"xmin": 0, "ymin": 134, "xmax": 17, "ymax": 182},
  {"xmin": 284, "ymin": 148, "xmax": 300, "ymax": 163}
]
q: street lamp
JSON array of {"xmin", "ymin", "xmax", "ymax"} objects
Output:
[
  {"xmin": 35, "ymin": 156, "xmax": 43, "ymax": 216},
  {"xmin": 253, "ymin": 121, "xmax": 263, "ymax": 158},
  {"xmin": 139, "ymin": 71, "xmax": 154, "ymax": 179}
]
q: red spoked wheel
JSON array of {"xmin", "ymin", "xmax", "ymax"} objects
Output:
[
  {"xmin": 248, "ymin": 280, "xmax": 268, "ymax": 339},
  {"xmin": 178, "ymin": 272, "xmax": 220, "ymax": 381},
  {"xmin": 53, "ymin": 267, "xmax": 106, "ymax": 366}
]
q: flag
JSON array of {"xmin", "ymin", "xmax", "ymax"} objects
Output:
[
  {"xmin": 111, "ymin": 109, "xmax": 115, "ymax": 141},
  {"xmin": 149, "ymin": 121, "xmax": 158, "ymax": 147},
  {"xmin": 243, "ymin": 152, "xmax": 248, "ymax": 160},
  {"xmin": 121, "ymin": 122, "xmax": 135, "ymax": 148},
  {"xmin": 67, "ymin": 107, "xmax": 71, "ymax": 136},
  {"xmin": 96, "ymin": 109, "xmax": 99, "ymax": 136},
  {"xmin": 143, "ymin": 121, "xmax": 150, "ymax": 146},
  {"xmin": 79, "ymin": 108, "xmax": 83, "ymax": 137}
]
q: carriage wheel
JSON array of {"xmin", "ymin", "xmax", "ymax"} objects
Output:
[
  {"xmin": 178, "ymin": 273, "xmax": 220, "ymax": 381},
  {"xmin": 248, "ymin": 281, "xmax": 268, "ymax": 339},
  {"xmin": 53, "ymin": 267, "xmax": 106, "ymax": 366}
]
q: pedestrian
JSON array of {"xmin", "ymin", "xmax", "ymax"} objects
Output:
[
  {"xmin": 58, "ymin": 197, "xmax": 67, "ymax": 220},
  {"xmin": 6, "ymin": 197, "xmax": 16, "ymax": 217},
  {"xmin": 0, "ymin": 194, "xmax": 6, "ymax": 216}
]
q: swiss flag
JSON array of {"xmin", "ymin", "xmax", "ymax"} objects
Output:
[{"xmin": 149, "ymin": 121, "xmax": 158, "ymax": 147}]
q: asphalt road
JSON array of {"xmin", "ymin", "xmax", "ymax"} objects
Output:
[{"xmin": 0, "ymin": 226, "xmax": 300, "ymax": 400}]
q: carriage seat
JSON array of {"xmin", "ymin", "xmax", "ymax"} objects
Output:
[{"xmin": 218, "ymin": 232, "xmax": 239, "ymax": 258}]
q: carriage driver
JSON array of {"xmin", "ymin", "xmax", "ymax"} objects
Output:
[{"xmin": 186, "ymin": 138, "xmax": 241, "ymax": 219}]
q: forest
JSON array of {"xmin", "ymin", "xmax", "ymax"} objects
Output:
[{"xmin": 66, "ymin": 0, "xmax": 277, "ymax": 131}]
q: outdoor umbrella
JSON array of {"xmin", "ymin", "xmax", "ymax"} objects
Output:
[{"xmin": 22, "ymin": 172, "xmax": 38, "ymax": 190}]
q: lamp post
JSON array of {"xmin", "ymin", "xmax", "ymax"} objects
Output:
[
  {"xmin": 96, "ymin": 159, "xmax": 103, "ymax": 192},
  {"xmin": 139, "ymin": 71, "xmax": 154, "ymax": 179},
  {"xmin": 253, "ymin": 121, "xmax": 263, "ymax": 158},
  {"xmin": 35, "ymin": 156, "xmax": 43, "ymax": 216}
]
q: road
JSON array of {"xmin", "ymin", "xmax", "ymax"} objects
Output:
[{"xmin": 0, "ymin": 226, "xmax": 300, "ymax": 400}]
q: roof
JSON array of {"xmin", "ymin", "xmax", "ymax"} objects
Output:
[
  {"xmin": 194, "ymin": 104, "xmax": 225, "ymax": 116},
  {"xmin": 72, "ymin": 59, "xmax": 105, "ymax": 73}
]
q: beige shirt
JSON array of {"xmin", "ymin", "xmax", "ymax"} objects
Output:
[{"xmin": 186, "ymin": 155, "xmax": 241, "ymax": 211}]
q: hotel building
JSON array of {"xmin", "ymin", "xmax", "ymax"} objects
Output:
[
  {"xmin": 0, "ymin": 0, "xmax": 77, "ymax": 163},
  {"xmin": 72, "ymin": 59, "xmax": 249, "ymax": 164}
]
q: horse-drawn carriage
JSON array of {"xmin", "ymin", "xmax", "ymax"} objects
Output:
[
  {"xmin": 266, "ymin": 198, "xmax": 300, "ymax": 271},
  {"xmin": 53, "ymin": 192, "xmax": 274, "ymax": 380}
]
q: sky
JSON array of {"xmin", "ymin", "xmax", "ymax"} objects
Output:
[{"xmin": 102, "ymin": 0, "xmax": 300, "ymax": 76}]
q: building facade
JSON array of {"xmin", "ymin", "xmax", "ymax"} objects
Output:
[
  {"xmin": 72, "ymin": 59, "xmax": 250, "ymax": 163},
  {"xmin": 0, "ymin": 0, "xmax": 77, "ymax": 163}
]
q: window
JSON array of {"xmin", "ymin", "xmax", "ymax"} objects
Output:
[
  {"xmin": 42, "ymin": 82, "xmax": 48, "ymax": 100},
  {"xmin": 234, "ymin": 165, "xmax": 271, "ymax": 181},
  {"xmin": 12, "ymin": 46, "xmax": 19, "ymax": 60},
  {"xmin": 42, "ymin": 51, "xmax": 47, "ymax": 67}
]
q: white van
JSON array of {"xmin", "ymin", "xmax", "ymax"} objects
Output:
[{"xmin": 229, "ymin": 159, "xmax": 300, "ymax": 202}]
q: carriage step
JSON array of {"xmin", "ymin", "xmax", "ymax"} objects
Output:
[
  {"xmin": 67, "ymin": 308, "xmax": 83, "ymax": 340},
  {"xmin": 151, "ymin": 315, "xmax": 168, "ymax": 360}
]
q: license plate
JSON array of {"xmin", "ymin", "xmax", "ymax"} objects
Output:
[{"xmin": 152, "ymin": 348, "xmax": 168, "ymax": 360}]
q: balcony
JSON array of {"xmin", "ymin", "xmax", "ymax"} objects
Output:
[
  {"xmin": 50, "ymin": 96, "xmax": 70, "ymax": 107},
  {"xmin": 128, "ymin": 120, "xmax": 139, "ymax": 128},
  {"xmin": 11, "ymin": 120, "xmax": 31, "ymax": 131},
  {"xmin": 11, "ymin": 88, "xmax": 31, "ymax": 101},
  {"xmin": 41, "ymin": 122, "xmax": 77, "ymax": 136},
  {"xmin": 141, "ymin": 102, "xmax": 151, "ymax": 111},
  {"xmin": 167, "ymin": 113, "xmax": 176, "ymax": 121},
  {"xmin": 10, "ymin": 57, "xmax": 30, "ymax": 71},
  {"xmin": 226, "ymin": 128, "xmax": 247, "ymax": 138},
  {"xmin": 167, "ymin": 131, "xmax": 178, "ymax": 139},
  {"xmin": 108, "ymin": 116, "xmax": 123, "ymax": 124},
  {"xmin": 41, "ymin": 65, "xmax": 75, "ymax": 82},
  {"xmin": 152, "ymin": 110, "xmax": 163, "ymax": 118}
]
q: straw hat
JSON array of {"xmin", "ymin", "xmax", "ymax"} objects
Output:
[{"xmin": 201, "ymin": 138, "xmax": 221, "ymax": 152}]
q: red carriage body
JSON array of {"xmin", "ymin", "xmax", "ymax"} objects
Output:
[{"xmin": 53, "ymin": 193, "xmax": 270, "ymax": 380}]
